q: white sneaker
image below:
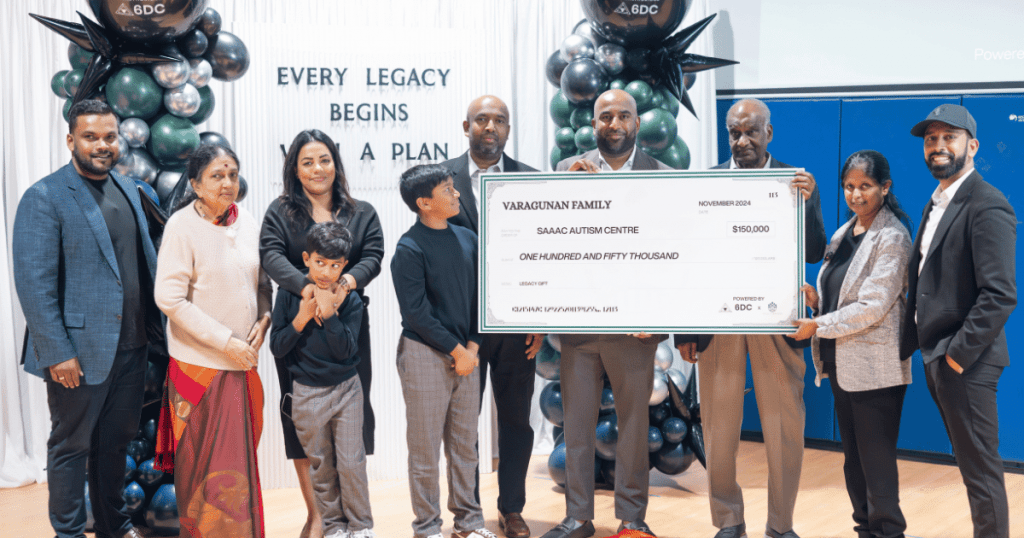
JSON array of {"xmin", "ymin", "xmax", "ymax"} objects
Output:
[
  {"xmin": 454, "ymin": 530, "xmax": 499, "ymax": 538},
  {"xmin": 351, "ymin": 530, "xmax": 377, "ymax": 538},
  {"xmin": 425, "ymin": 534, "xmax": 444, "ymax": 538},
  {"xmin": 326, "ymin": 529, "xmax": 352, "ymax": 538}
]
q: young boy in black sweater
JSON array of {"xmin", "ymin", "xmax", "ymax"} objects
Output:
[
  {"xmin": 391, "ymin": 164, "xmax": 493, "ymax": 538},
  {"xmin": 270, "ymin": 222, "xmax": 377, "ymax": 538}
]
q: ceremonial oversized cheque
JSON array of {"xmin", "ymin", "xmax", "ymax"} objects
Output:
[{"xmin": 478, "ymin": 169, "xmax": 806, "ymax": 334}]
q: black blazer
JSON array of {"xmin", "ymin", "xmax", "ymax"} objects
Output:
[
  {"xmin": 900, "ymin": 171, "xmax": 1016, "ymax": 371},
  {"xmin": 443, "ymin": 151, "xmax": 537, "ymax": 234},
  {"xmin": 675, "ymin": 155, "xmax": 828, "ymax": 351}
]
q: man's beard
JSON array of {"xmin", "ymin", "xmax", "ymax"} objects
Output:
[
  {"xmin": 597, "ymin": 129, "xmax": 636, "ymax": 156},
  {"xmin": 927, "ymin": 150, "xmax": 967, "ymax": 180},
  {"xmin": 73, "ymin": 146, "xmax": 114, "ymax": 177}
]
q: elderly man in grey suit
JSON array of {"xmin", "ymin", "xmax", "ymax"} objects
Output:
[
  {"xmin": 675, "ymin": 98, "xmax": 827, "ymax": 538},
  {"xmin": 13, "ymin": 100, "xmax": 157, "ymax": 538},
  {"xmin": 541, "ymin": 89, "xmax": 671, "ymax": 538},
  {"xmin": 901, "ymin": 104, "xmax": 1016, "ymax": 538}
]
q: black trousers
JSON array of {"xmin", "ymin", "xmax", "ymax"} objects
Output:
[
  {"xmin": 925, "ymin": 358, "xmax": 1008, "ymax": 538},
  {"xmin": 474, "ymin": 333, "xmax": 537, "ymax": 515},
  {"xmin": 277, "ymin": 301, "xmax": 375, "ymax": 457},
  {"xmin": 46, "ymin": 345, "xmax": 146, "ymax": 538},
  {"xmin": 825, "ymin": 361, "xmax": 907, "ymax": 538}
]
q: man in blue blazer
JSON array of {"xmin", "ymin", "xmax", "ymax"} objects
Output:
[
  {"xmin": 902, "ymin": 104, "xmax": 1015, "ymax": 538},
  {"xmin": 13, "ymin": 100, "xmax": 158, "ymax": 538}
]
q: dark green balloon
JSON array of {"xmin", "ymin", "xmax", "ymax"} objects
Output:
[
  {"xmin": 68, "ymin": 43, "xmax": 94, "ymax": 71},
  {"xmin": 625, "ymin": 80, "xmax": 654, "ymax": 112},
  {"xmin": 575, "ymin": 126, "xmax": 597, "ymax": 152},
  {"xmin": 555, "ymin": 127, "xmax": 577, "ymax": 152},
  {"xmin": 62, "ymin": 99, "xmax": 73, "ymax": 122},
  {"xmin": 51, "ymin": 70, "xmax": 70, "ymax": 98},
  {"xmin": 658, "ymin": 87, "xmax": 680, "ymax": 117},
  {"xmin": 106, "ymin": 68, "xmax": 163, "ymax": 120},
  {"xmin": 551, "ymin": 146, "xmax": 568, "ymax": 170},
  {"xmin": 570, "ymin": 108, "xmax": 594, "ymax": 131},
  {"xmin": 189, "ymin": 86, "xmax": 216, "ymax": 125},
  {"xmin": 637, "ymin": 108, "xmax": 677, "ymax": 153},
  {"xmin": 654, "ymin": 137, "xmax": 691, "ymax": 170},
  {"xmin": 650, "ymin": 89, "xmax": 665, "ymax": 110},
  {"xmin": 550, "ymin": 91, "xmax": 573, "ymax": 128},
  {"xmin": 148, "ymin": 114, "xmax": 201, "ymax": 168},
  {"xmin": 608, "ymin": 78, "xmax": 628, "ymax": 91},
  {"xmin": 63, "ymin": 69, "xmax": 85, "ymax": 99}
]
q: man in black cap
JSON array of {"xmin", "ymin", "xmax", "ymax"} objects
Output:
[{"xmin": 901, "ymin": 103, "xmax": 1015, "ymax": 538}]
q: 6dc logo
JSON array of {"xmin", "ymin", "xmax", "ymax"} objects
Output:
[{"xmin": 734, "ymin": 304, "xmax": 752, "ymax": 311}]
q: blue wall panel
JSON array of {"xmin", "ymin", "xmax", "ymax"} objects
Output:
[
  {"xmin": 716, "ymin": 98, "xmax": 842, "ymax": 442},
  {"xmin": 960, "ymin": 94, "xmax": 1024, "ymax": 462}
]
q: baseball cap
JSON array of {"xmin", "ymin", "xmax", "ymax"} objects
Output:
[{"xmin": 910, "ymin": 104, "xmax": 977, "ymax": 138}]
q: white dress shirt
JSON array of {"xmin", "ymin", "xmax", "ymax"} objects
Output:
[
  {"xmin": 468, "ymin": 157, "xmax": 503, "ymax": 203},
  {"xmin": 596, "ymin": 146, "xmax": 637, "ymax": 171},
  {"xmin": 729, "ymin": 152, "xmax": 773, "ymax": 170},
  {"xmin": 918, "ymin": 167, "xmax": 973, "ymax": 276}
]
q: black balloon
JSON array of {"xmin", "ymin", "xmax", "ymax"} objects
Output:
[
  {"xmin": 204, "ymin": 31, "xmax": 249, "ymax": 81},
  {"xmin": 626, "ymin": 48, "xmax": 652, "ymax": 73},
  {"xmin": 545, "ymin": 50, "xmax": 569, "ymax": 88},
  {"xmin": 177, "ymin": 28, "xmax": 209, "ymax": 57},
  {"xmin": 560, "ymin": 58, "xmax": 609, "ymax": 105},
  {"xmin": 581, "ymin": 0, "xmax": 688, "ymax": 46},
  {"xmin": 199, "ymin": 131, "xmax": 232, "ymax": 150},
  {"xmin": 236, "ymin": 175, "xmax": 248, "ymax": 203},
  {"xmin": 89, "ymin": 0, "xmax": 208, "ymax": 44},
  {"xmin": 197, "ymin": 8, "xmax": 222, "ymax": 37}
]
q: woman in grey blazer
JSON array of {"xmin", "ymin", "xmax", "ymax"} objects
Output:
[{"xmin": 792, "ymin": 150, "xmax": 913, "ymax": 538}]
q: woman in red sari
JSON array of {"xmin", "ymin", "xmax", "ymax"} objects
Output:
[{"xmin": 154, "ymin": 144, "xmax": 273, "ymax": 537}]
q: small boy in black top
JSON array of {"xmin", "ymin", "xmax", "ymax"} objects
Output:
[
  {"xmin": 270, "ymin": 222, "xmax": 377, "ymax": 538},
  {"xmin": 391, "ymin": 164, "xmax": 493, "ymax": 538}
]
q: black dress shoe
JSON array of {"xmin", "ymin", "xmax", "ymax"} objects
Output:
[
  {"xmin": 764, "ymin": 529, "xmax": 799, "ymax": 538},
  {"xmin": 714, "ymin": 523, "xmax": 747, "ymax": 538},
  {"xmin": 120, "ymin": 527, "xmax": 145, "ymax": 538},
  {"xmin": 539, "ymin": 517, "xmax": 595, "ymax": 538},
  {"xmin": 617, "ymin": 520, "xmax": 656, "ymax": 536}
]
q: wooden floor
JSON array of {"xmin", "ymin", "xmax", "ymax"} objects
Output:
[{"xmin": 3, "ymin": 441, "xmax": 1021, "ymax": 538}]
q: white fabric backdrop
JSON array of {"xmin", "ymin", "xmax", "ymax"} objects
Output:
[{"xmin": 1, "ymin": 0, "xmax": 717, "ymax": 489}]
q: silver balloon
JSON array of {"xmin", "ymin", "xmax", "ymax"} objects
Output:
[
  {"xmin": 595, "ymin": 43, "xmax": 627, "ymax": 76},
  {"xmin": 114, "ymin": 149, "xmax": 160, "ymax": 185},
  {"xmin": 120, "ymin": 118, "xmax": 150, "ymax": 148},
  {"xmin": 665, "ymin": 368, "xmax": 689, "ymax": 393},
  {"xmin": 649, "ymin": 370, "xmax": 669, "ymax": 406},
  {"xmin": 655, "ymin": 342, "xmax": 674, "ymax": 371},
  {"xmin": 547, "ymin": 334, "xmax": 561, "ymax": 353},
  {"xmin": 188, "ymin": 58, "xmax": 213, "ymax": 88},
  {"xmin": 164, "ymin": 84, "xmax": 202, "ymax": 118},
  {"xmin": 152, "ymin": 57, "xmax": 192, "ymax": 89},
  {"xmin": 573, "ymin": 19, "xmax": 606, "ymax": 48},
  {"xmin": 560, "ymin": 34, "xmax": 596, "ymax": 63},
  {"xmin": 155, "ymin": 170, "xmax": 183, "ymax": 206},
  {"xmin": 116, "ymin": 136, "xmax": 130, "ymax": 164}
]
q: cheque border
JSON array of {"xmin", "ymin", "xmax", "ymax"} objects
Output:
[{"xmin": 478, "ymin": 169, "xmax": 805, "ymax": 334}]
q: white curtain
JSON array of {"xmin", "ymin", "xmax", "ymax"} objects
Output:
[{"xmin": 1, "ymin": 0, "xmax": 718, "ymax": 489}]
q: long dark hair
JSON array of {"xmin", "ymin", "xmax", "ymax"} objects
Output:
[
  {"xmin": 280, "ymin": 129, "xmax": 355, "ymax": 227},
  {"xmin": 173, "ymin": 143, "xmax": 241, "ymax": 214},
  {"xmin": 840, "ymin": 150, "xmax": 913, "ymax": 234}
]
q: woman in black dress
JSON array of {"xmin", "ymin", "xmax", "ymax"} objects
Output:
[{"xmin": 260, "ymin": 130, "xmax": 384, "ymax": 538}]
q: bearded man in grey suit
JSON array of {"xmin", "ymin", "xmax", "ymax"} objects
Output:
[
  {"xmin": 541, "ymin": 89, "xmax": 671, "ymax": 538},
  {"xmin": 675, "ymin": 98, "xmax": 827, "ymax": 538}
]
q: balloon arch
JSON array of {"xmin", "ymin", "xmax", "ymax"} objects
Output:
[{"xmin": 546, "ymin": 0, "xmax": 736, "ymax": 170}]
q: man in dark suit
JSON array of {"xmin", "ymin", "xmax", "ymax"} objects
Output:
[
  {"xmin": 13, "ymin": 100, "xmax": 158, "ymax": 538},
  {"xmin": 901, "ymin": 104, "xmax": 1015, "ymax": 538},
  {"xmin": 675, "ymin": 99, "xmax": 826, "ymax": 538},
  {"xmin": 542, "ymin": 89, "xmax": 671, "ymax": 538},
  {"xmin": 443, "ymin": 95, "xmax": 544, "ymax": 538}
]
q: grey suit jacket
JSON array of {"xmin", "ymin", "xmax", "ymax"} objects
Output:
[
  {"xmin": 443, "ymin": 151, "xmax": 537, "ymax": 233},
  {"xmin": 554, "ymin": 147, "xmax": 673, "ymax": 172},
  {"xmin": 13, "ymin": 163, "xmax": 158, "ymax": 383},
  {"xmin": 900, "ymin": 171, "xmax": 1016, "ymax": 370},
  {"xmin": 811, "ymin": 207, "xmax": 913, "ymax": 391}
]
